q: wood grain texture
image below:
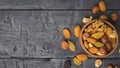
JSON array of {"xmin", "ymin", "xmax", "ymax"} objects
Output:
[
  {"xmin": 0, "ymin": 0, "xmax": 119, "ymax": 10},
  {"xmin": 0, "ymin": 11, "xmax": 119, "ymax": 59}
]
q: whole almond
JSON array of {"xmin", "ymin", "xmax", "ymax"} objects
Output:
[
  {"xmin": 74, "ymin": 25, "xmax": 81, "ymax": 38},
  {"xmin": 92, "ymin": 6, "xmax": 99, "ymax": 14},
  {"xmin": 61, "ymin": 40, "xmax": 69, "ymax": 50},
  {"xmin": 63, "ymin": 28, "xmax": 71, "ymax": 39},
  {"xmin": 111, "ymin": 13, "xmax": 118, "ymax": 22},
  {"xmin": 99, "ymin": 0, "xmax": 106, "ymax": 12}
]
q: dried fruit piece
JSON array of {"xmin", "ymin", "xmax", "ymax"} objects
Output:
[
  {"xmin": 111, "ymin": 13, "xmax": 118, "ymax": 22},
  {"xmin": 74, "ymin": 25, "xmax": 81, "ymax": 38},
  {"xmin": 92, "ymin": 32, "xmax": 104, "ymax": 39},
  {"xmin": 84, "ymin": 41, "xmax": 89, "ymax": 49},
  {"xmin": 73, "ymin": 57, "xmax": 82, "ymax": 65},
  {"xmin": 110, "ymin": 38, "xmax": 116, "ymax": 47},
  {"xmin": 76, "ymin": 54, "xmax": 88, "ymax": 61},
  {"xmin": 92, "ymin": 6, "xmax": 99, "ymax": 14},
  {"xmin": 64, "ymin": 60, "xmax": 71, "ymax": 68},
  {"xmin": 106, "ymin": 28, "xmax": 113, "ymax": 36},
  {"xmin": 68, "ymin": 40, "xmax": 76, "ymax": 52},
  {"xmin": 61, "ymin": 40, "xmax": 69, "ymax": 50},
  {"xmin": 95, "ymin": 59, "xmax": 102, "ymax": 68},
  {"xmin": 96, "ymin": 52, "xmax": 105, "ymax": 56},
  {"xmin": 99, "ymin": 15, "xmax": 107, "ymax": 20},
  {"xmin": 86, "ymin": 38, "xmax": 96, "ymax": 44},
  {"xmin": 94, "ymin": 42, "xmax": 104, "ymax": 48},
  {"xmin": 99, "ymin": 0, "xmax": 106, "ymax": 12},
  {"xmin": 88, "ymin": 47, "xmax": 99, "ymax": 54},
  {"xmin": 63, "ymin": 28, "xmax": 71, "ymax": 39},
  {"xmin": 82, "ymin": 16, "xmax": 93, "ymax": 24},
  {"xmin": 107, "ymin": 65, "xmax": 113, "ymax": 68},
  {"xmin": 82, "ymin": 33, "xmax": 90, "ymax": 40}
]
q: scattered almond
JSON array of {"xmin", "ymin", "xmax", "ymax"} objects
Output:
[
  {"xmin": 76, "ymin": 54, "xmax": 88, "ymax": 61},
  {"xmin": 63, "ymin": 28, "xmax": 71, "ymax": 39},
  {"xmin": 92, "ymin": 6, "xmax": 99, "ymax": 14},
  {"xmin": 61, "ymin": 40, "xmax": 69, "ymax": 50},
  {"xmin": 74, "ymin": 25, "xmax": 81, "ymax": 38},
  {"xmin": 68, "ymin": 40, "xmax": 76, "ymax": 52},
  {"xmin": 99, "ymin": 0, "xmax": 106, "ymax": 12},
  {"xmin": 99, "ymin": 15, "xmax": 108, "ymax": 20},
  {"xmin": 84, "ymin": 41, "xmax": 89, "ymax": 49},
  {"xmin": 111, "ymin": 13, "xmax": 118, "ymax": 22}
]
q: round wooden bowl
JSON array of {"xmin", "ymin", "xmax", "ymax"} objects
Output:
[{"xmin": 80, "ymin": 19, "xmax": 118, "ymax": 58}]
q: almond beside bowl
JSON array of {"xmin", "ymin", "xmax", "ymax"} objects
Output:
[{"xmin": 80, "ymin": 20, "xmax": 118, "ymax": 58}]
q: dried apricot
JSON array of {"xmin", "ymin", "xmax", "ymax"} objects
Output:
[
  {"xmin": 74, "ymin": 25, "xmax": 81, "ymax": 38},
  {"xmin": 88, "ymin": 47, "xmax": 99, "ymax": 54},
  {"xmin": 63, "ymin": 28, "xmax": 71, "ymax": 39},
  {"xmin": 76, "ymin": 54, "xmax": 88, "ymax": 61},
  {"xmin": 86, "ymin": 38, "xmax": 96, "ymax": 44},
  {"xmin": 61, "ymin": 40, "xmax": 69, "ymax": 50},
  {"xmin": 68, "ymin": 40, "xmax": 76, "ymax": 52},
  {"xmin": 73, "ymin": 57, "xmax": 82, "ymax": 65}
]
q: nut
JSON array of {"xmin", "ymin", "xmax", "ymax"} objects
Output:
[
  {"xmin": 92, "ymin": 6, "xmax": 99, "ymax": 14},
  {"xmin": 111, "ymin": 13, "xmax": 118, "ymax": 22},
  {"xmin": 84, "ymin": 41, "xmax": 89, "ymax": 49},
  {"xmin": 99, "ymin": 47, "xmax": 107, "ymax": 54},
  {"xmin": 105, "ymin": 42, "xmax": 112, "ymax": 52},
  {"xmin": 82, "ymin": 33, "xmax": 90, "ymax": 40},
  {"xmin": 86, "ymin": 37, "xmax": 96, "ymax": 44},
  {"xmin": 82, "ymin": 16, "xmax": 93, "ymax": 24},
  {"xmin": 99, "ymin": 0, "xmax": 106, "ymax": 12},
  {"xmin": 68, "ymin": 40, "xmax": 76, "ymax": 52},
  {"xmin": 64, "ymin": 60, "xmax": 71, "ymax": 68},
  {"xmin": 88, "ymin": 47, "xmax": 99, "ymax": 54},
  {"xmin": 61, "ymin": 40, "xmax": 69, "ymax": 50},
  {"xmin": 95, "ymin": 59, "xmax": 102, "ymax": 68},
  {"xmin": 76, "ymin": 54, "xmax": 88, "ymax": 61},
  {"xmin": 63, "ymin": 28, "xmax": 71, "ymax": 39},
  {"xmin": 74, "ymin": 25, "xmax": 81, "ymax": 38},
  {"xmin": 99, "ymin": 15, "xmax": 107, "ymax": 20}
]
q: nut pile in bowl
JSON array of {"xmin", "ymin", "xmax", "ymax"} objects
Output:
[{"xmin": 80, "ymin": 20, "xmax": 118, "ymax": 58}]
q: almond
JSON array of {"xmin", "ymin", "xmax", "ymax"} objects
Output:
[
  {"xmin": 99, "ymin": 0, "xmax": 106, "ymax": 12},
  {"xmin": 63, "ymin": 28, "xmax": 71, "ymax": 39},
  {"xmin": 92, "ymin": 6, "xmax": 99, "ymax": 14},
  {"xmin": 76, "ymin": 54, "xmax": 88, "ymax": 61},
  {"xmin": 99, "ymin": 15, "xmax": 107, "ymax": 20},
  {"xmin": 74, "ymin": 25, "xmax": 81, "ymax": 38},
  {"xmin": 110, "ymin": 13, "xmax": 118, "ymax": 22},
  {"xmin": 61, "ymin": 40, "xmax": 69, "ymax": 50}
]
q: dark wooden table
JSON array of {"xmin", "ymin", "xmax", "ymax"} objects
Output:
[{"xmin": 0, "ymin": 0, "xmax": 120, "ymax": 68}]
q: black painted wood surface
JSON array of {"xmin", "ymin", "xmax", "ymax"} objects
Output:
[{"xmin": 0, "ymin": 0, "xmax": 120, "ymax": 68}]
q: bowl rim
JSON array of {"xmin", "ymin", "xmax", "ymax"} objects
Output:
[{"xmin": 79, "ymin": 19, "xmax": 119, "ymax": 58}]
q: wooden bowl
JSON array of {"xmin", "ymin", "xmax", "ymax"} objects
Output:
[{"xmin": 80, "ymin": 19, "xmax": 118, "ymax": 58}]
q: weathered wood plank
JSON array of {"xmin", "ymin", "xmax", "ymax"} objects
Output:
[
  {"xmin": 0, "ymin": 58, "xmax": 119, "ymax": 68},
  {"xmin": 23, "ymin": 58, "xmax": 120, "ymax": 68},
  {"xmin": 0, "ymin": 11, "xmax": 119, "ymax": 58},
  {"xmin": 0, "ymin": 0, "xmax": 119, "ymax": 10},
  {"xmin": 0, "ymin": 59, "xmax": 23, "ymax": 68}
]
